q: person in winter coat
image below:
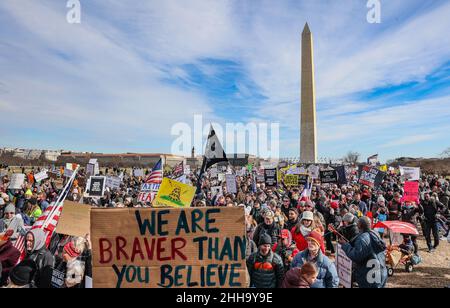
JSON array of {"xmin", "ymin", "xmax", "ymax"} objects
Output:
[
  {"xmin": 281, "ymin": 262, "xmax": 318, "ymax": 288},
  {"xmin": 3, "ymin": 259, "xmax": 37, "ymax": 288},
  {"xmin": 252, "ymin": 210, "xmax": 280, "ymax": 246},
  {"xmin": 284, "ymin": 208, "xmax": 300, "ymax": 232},
  {"xmin": 272, "ymin": 229, "xmax": 299, "ymax": 272},
  {"xmin": 340, "ymin": 217, "xmax": 387, "ymax": 288},
  {"xmin": 291, "ymin": 211, "xmax": 325, "ymax": 253},
  {"xmin": 51, "ymin": 238, "xmax": 87, "ymax": 288},
  {"xmin": 421, "ymin": 193, "xmax": 442, "ymax": 252},
  {"xmin": 0, "ymin": 231, "xmax": 21, "ymax": 286},
  {"xmin": 23, "ymin": 228, "xmax": 55, "ymax": 288},
  {"xmin": 0, "ymin": 204, "xmax": 24, "ymax": 244},
  {"xmin": 337, "ymin": 213, "xmax": 359, "ymax": 243},
  {"xmin": 246, "ymin": 234, "xmax": 284, "ymax": 288},
  {"xmin": 291, "ymin": 231, "xmax": 339, "ymax": 288}
]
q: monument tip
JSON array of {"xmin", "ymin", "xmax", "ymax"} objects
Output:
[{"xmin": 302, "ymin": 22, "xmax": 311, "ymax": 34}]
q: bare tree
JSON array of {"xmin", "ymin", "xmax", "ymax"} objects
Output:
[
  {"xmin": 441, "ymin": 147, "xmax": 450, "ymax": 158},
  {"xmin": 343, "ymin": 151, "xmax": 360, "ymax": 164}
]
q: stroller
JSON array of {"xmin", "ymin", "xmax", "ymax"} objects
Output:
[{"xmin": 373, "ymin": 220, "xmax": 420, "ymax": 277}]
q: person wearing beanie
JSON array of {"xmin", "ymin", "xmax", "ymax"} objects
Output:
[
  {"xmin": 0, "ymin": 204, "xmax": 24, "ymax": 244},
  {"xmin": 339, "ymin": 217, "xmax": 387, "ymax": 288},
  {"xmin": 282, "ymin": 262, "xmax": 318, "ymax": 288},
  {"xmin": 24, "ymin": 229, "xmax": 54, "ymax": 288},
  {"xmin": 291, "ymin": 230, "xmax": 339, "ymax": 288},
  {"xmin": 246, "ymin": 233, "xmax": 284, "ymax": 288},
  {"xmin": 51, "ymin": 239, "xmax": 87, "ymax": 288},
  {"xmin": 337, "ymin": 213, "xmax": 359, "ymax": 243},
  {"xmin": 4, "ymin": 259, "xmax": 37, "ymax": 288},
  {"xmin": 0, "ymin": 231, "xmax": 21, "ymax": 287},
  {"xmin": 291, "ymin": 211, "xmax": 325, "ymax": 253},
  {"xmin": 252, "ymin": 209, "xmax": 280, "ymax": 247}
]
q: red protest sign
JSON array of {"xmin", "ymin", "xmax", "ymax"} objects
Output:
[{"xmin": 403, "ymin": 181, "xmax": 419, "ymax": 202}]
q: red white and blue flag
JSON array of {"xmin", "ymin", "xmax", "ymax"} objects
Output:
[{"xmin": 145, "ymin": 159, "xmax": 163, "ymax": 184}]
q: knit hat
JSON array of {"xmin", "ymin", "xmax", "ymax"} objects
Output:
[
  {"xmin": 9, "ymin": 259, "xmax": 37, "ymax": 286},
  {"xmin": 330, "ymin": 201, "xmax": 339, "ymax": 210},
  {"xmin": 281, "ymin": 229, "xmax": 291, "ymax": 240},
  {"xmin": 64, "ymin": 242, "xmax": 81, "ymax": 258},
  {"xmin": 264, "ymin": 210, "xmax": 274, "ymax": 219},
  {"xmin": 4, "ymin": 203, "xmax": 15, "ymax": 214},
  {"xmin": 301, "ymin": 211, "xmax": 314, "ymax": 221},
  {"xmin": 258, "ymin": 233, "xmax": 272, "ymax": 246},
  {"xmin": 306, "ymin": 231, "xmax": 324, "ymax": 248}
]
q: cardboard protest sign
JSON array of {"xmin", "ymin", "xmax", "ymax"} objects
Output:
[
  {"xmin": 399, "ymin": 166, "xmax": 420, "ymax": 181},
  {"xmin": 320, "ymin": 170, "xmax": 338, "ymax": 184},
  {"xmin": 86, "ymin": 176, "xmax": 106, "ymax": 197},
  {"xmin": 34, "ymin": 170, "xmax": 48, "ymax": 182},
  {"xmin": 403, "ymin": 181, "xmax": 419, "ymax": 202},
  {"xmin": 226, "ymin": 174, "xmax": 237, "ymax": 194},
  {"xmin": 284, "ymin": 174, "xmax": 299, "ymax": 187},
  {"xmin": 264, "ymin": 168, "xmax": 277, "ymax": 187},
  {"xmin": 153, "ymin": 178, "xmax": 195, "ymax": 208},
  {"xmin": 90, "ymin": 207, "xmax": 247, "ymax": 288},
  {"xmin": 106, "ymin": 176, "xmax": 121, "ymax": 190},
  {"xmin": 336, "ymin": 244, "xmax": 352, "ymax": 288},
  {"xmin": 56, "ymin": 201, "xmax": 91, "ymax": 237},
  {"xmin": 359, "ymin": 166, "xmax": 386, "ymax": 188},
  {"xmin": 335, "ymin": 166, "xmax": 347, "ymax": 185},
  {"xmin": 9, "ymin": 174, "xmax": 25, "ymax": 190}
]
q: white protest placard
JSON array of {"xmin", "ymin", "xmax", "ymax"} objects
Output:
[
  {"xmin": 336, "ymin": 244, "xmax": 352, "ymax": 288},
  {"xmin": 399, "ymin": 166, "xmax": 420, "ymax": 181},
  {"xmin": 138, "ymin": 183, "xmax": 161, "ymax": 204},
  {"xmin": 218, "ymin": 173, "xmax": 226, "ymax": 182},
  {"xmin": 34, "ymin": 170, "xmax": 48, "ymax": 182},
  {"xmin": 9, "ymin": 174, "xmax": 25, "ymax": 190},
  {"xmin": 184, "ymin": 165, "xmax": 191, "ymax": 175},
  {"xmin": 226, "ymin": 174, "xmax": 237, "ymax": 194},
  {"xmin": 64, "ymin": 168, "xmax": 74, "ymax": 178},
  {"xmin": 209, "ymin": 167, "xmax": 218, "ymax": 179},
  {"xmin": 0, "ymin": 170, "xmax": 8, "ymax": 178},
  {"xmin": 307, "ymin": 165, "xmax": 320, "ymax": 179},
  {"xmin": 86, "ymin": 164, "xmax": 95, "ymax": 176},
  {"xmin": 133, "ymin": 169, "xmax": 144, "ymax": 177},
  {"xmin": 105, "ymin": 176, "xmax": 121, "ymax": 190}
]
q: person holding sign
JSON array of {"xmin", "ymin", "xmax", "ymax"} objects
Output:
[{"xmin": 246, "ymin": 234, "xmax": 284, "ymax": 288}]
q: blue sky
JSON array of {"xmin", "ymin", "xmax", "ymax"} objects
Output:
[{"xmin": 1, "ymin": 0, "xmax": 450, "ymax": 162}]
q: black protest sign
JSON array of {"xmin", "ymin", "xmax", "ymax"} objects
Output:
[
  {"xmin": 298, "ymin": 174, "xmax": 309, "ymax": 186},
  {"xmin": 320, "ymin": 170, "xmax": 338, "ymax": 184},
  {"xmin": 359, "ymin": 166, "xmax": 385, "ymax": 188},
  {"xmin": 86, "ymin": 176, "xmax": 106, "ymax": 197},
  {"xmin": 335, "ymin": 166, "xmax": 347, "ymax": 185},
  {"xmin": 264, "ymin": 168, "xmax": 277, "ymax": 187}
]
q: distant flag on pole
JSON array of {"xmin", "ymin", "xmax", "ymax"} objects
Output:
[{"xmin": 145, "ymin": 159, "xmax": 163, "ymax": 184}]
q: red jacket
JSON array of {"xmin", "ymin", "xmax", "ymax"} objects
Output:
[
  {"xmin": 291, "ymin": 226, "xmax": 325, "ymax": 253},
  {"xmin": 0, "ymin": 241, "xmax": 21, "ymax": 286}
]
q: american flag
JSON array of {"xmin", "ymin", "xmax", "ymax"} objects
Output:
[
  {"xmin": 172, "ymin": 161, "xmax": 184, "ymax": 178},
  {"xmin": 13, "ymin": 169, "xmax": 77, "ymax": 259},
  {"xmin": 145, "ymin": 159, "xmax": 163, "ymax": 184}
]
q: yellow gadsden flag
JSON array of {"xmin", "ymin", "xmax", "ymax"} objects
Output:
[
  {"xmin": 379, "ymin": 164, "xmax": 388, "ymax": 172},
  {"xmin": 153, "ymin": 178, "xmax": 196, "ymax": 208}
]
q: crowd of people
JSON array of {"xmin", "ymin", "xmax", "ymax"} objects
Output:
[{"xmin": 0, "ymin": 162, "xmax": 449, "ymax": 288}]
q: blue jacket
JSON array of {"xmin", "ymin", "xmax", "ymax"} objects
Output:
[
  {"xmin": 342, "ymin": 231, "xmax": 387, "ymax": 288},
  {"xmin": 291, "ymin": 250, "xmax": 339, "ymax": 288}
]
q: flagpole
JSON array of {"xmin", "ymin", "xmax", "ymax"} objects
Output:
[{"xmin": 42, "ymin": 166, "xmax": 79, "ymax": 229}]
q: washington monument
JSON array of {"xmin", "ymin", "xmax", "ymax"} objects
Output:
[{"xmin": 300, "ymin": 23, "xmax": 317, "ymax": 163}]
